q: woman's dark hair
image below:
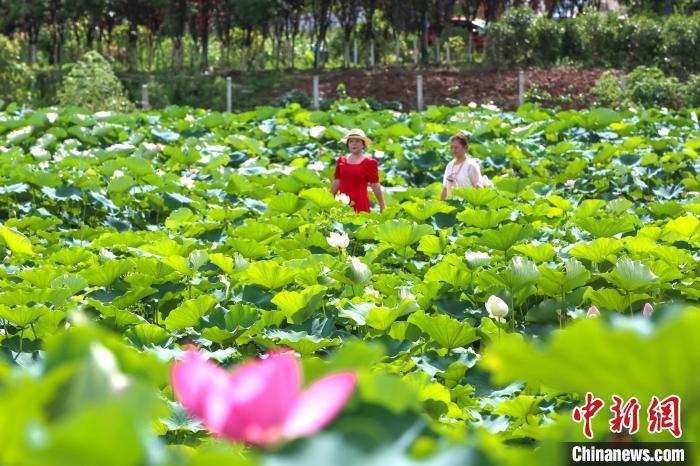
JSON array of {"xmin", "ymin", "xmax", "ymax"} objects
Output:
[{"xmin": 450, "ymin": 133, "xmax": 469, "ymax": 148}]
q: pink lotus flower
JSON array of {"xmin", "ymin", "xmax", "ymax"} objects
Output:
[
  {"xmin": 643, "ymin": 303, "xmax": 654, "ymax": 317},
  {"xmin": 586, "ymin": 306, "xmax": 600, "ymax": 318},
  {"xmin": 171, "ymin": 349, "xmax": 357, "ymax": 446}
]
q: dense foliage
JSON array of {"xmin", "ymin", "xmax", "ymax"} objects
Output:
[
  {"xmin": 0, "ymin": 35, "xmax": 35, "ymax": 106},
  {"xmin": 0, "ymin": 102, "xmax": 698, "ymax": 464},
  {"xmin": 486, "ymin": 8, "xmax": 700, "ymax": 74},
  {"xmin": 56, "ymin": 52, "xmax": 134, "ymax": 112},
  {"xmin": 592, "ymin": 66, "xmax": 700, "ymax": 108}
]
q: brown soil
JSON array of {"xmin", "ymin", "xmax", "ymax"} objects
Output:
[{"xmin": 279, "ymin": 66, "xmax": 611, "ymax": 111}]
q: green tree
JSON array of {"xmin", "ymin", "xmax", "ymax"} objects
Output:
[
  {"xmin": 57, "ymin": 51, "xmax": 134, "ymax": 111},
  {"xmin": 0, "ymin": 0, "xmax": 48, "ymax": 65},
  {"xmin": 0, "ymin": 35, "xmax": 35, "ymax": 105}
]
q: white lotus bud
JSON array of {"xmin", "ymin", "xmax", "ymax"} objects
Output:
[
  {"xmin": 335, "ymin": 193, "xmax": 351, "ymax": 205},
  {"xmin": 485, "ymin": 295, "xmax": 509, "ymax": 320},
  {"xmin": 464, "ymin": 251, "xmax": 491, "ymax": 268}
]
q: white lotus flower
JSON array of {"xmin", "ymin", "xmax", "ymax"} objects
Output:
[
  {"xmin": 179, "ymin": 175, "xmax": 195, "ymax": 190},
  {"xmin": 397, "ymin": 285, "xmax": 415, "ymax": 301},
  {"xmin": 335, "ymin": 193, "xmax": 351, "ymax": 205},
  {"xmin": 565, "ymin": 179, "xmax": 576, "ymax": 187},
  {"xmin": 468, "ymin": 102, "xmax": 477, "ymax": 108},
  {"xmin": 112, "ymin": 170, "xmax": 125, "ymax": 178},
  {"xmin": 326, "ymin": 231, "xmax": 350, "ymax": 249},
  {"xmin": 373, "ymin": 150, "xmax": 385, "ymax": 159},
  {"xmin": 364, "ymin": 286, "xmax": 380, "ymax": 299},
  {"xmin": 99, "ymin": 248, "xmax": 117, "ymax": 261},
  {"xmin": 658, "ymin": 127, "xmax": 670, "ymax": 137},
  {"xmin": 478, "ymin": 175, "xmax": 493, "ymax": 187},
  {"xmin": 349, "ymin": 256, "xmax": 365, "ymax": 270},
  {"xmin": 309, "ymin": 126, "xmax": 326, "ymax": 138},
  {"xmin": 46, "ymin": 112, "xmax": 58, "ymax": 123},
  {"xmin": 185, "ymin": 114, "xmax": 195, "ymax": 122},
  {"xmin": 308, "ymin": 160, "xmax": 324, "ymax": 172},
  {"xmin": 464, "ymin": 251, "xmax": 491, "ymax": 268},
  {"xmin": 691, "ymin": 112, "xmax": 698, "ymax": 123},
  {"xmin": 485, "ymin": 295, "xmax": 509, "ymax": 320},
  {"xmin": 219, "ymin": 274, "xmax": 231, "ymax": 289}
]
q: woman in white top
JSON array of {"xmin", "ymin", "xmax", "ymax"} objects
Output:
[{"xmin": 440, "ymin": 133, "xmax": 490, "ymax": 201}]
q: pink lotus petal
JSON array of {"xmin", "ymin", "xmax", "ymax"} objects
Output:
[
  {"xmin": 586, "ymin": 306, "xmax": 600, "ymax": 318},
  {"xmin": 643, "ymin": 303, "xmax": 654, "ymax": 317},
  {"xmin": 282, "ymin": 372, "xmax": 357, "ymax": 438},
  {"xmin": 171, "ymin": 350, "xmax": 230, "ymax": 423},
  {"xmin": 218, "ymin": 350, "xmax": 301, "ymax": 443}
]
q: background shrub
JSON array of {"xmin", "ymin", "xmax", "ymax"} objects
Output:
[
  {"xmin": 485, "ymin": 6, "xmax": 533, "ymax": 68},
  {"xmin": 661, "ymin": 14, "xmax": 700, "ymax": 75},
  {"xmin": 57, "ymin": 51, "xmax": 134, "ymax": 112},
  {"xmin": 622, "ymin": 16, "xmax": 663, "ymax": 69},
  {"xmin": 682, "ymin": 74, "xmax": 700, "ymax": 107},
  {"xmin": 532, "ymin": 16, "xmax": 563, "ymax": 66},
  {"xmin": 0, "ymin": 36, "xmax": 35, "ymax": 107},
  {"xmin": 626, "ymin": 66, "xmax": 681, "ymax": 107},
  {"xmin": 591, "ymin": 70, "xmax": 625, "ymax": 107}
]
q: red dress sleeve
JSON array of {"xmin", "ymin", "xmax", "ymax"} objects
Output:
[
  {"xmin": 366, "ymin": 158, "xmax": 379, "ymax": 183},
  {"xmin": 334, "ymin": 156, "xmax": 344, "ymax": 180}
]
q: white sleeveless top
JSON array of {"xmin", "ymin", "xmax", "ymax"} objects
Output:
[{"xmin": 443, "ymin": 158, "xmax": 482, "ymax": 197}]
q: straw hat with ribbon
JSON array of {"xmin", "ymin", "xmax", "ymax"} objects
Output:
[{"xmin": 341, "ymin": 128, "xmax": 372, "ymax": 147}]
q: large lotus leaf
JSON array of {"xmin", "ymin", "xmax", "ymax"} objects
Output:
[
  {"xmin": 424, "ymin": 254, "xmax": 471, "ymax": 289},
  {"xmin": 450, "ymin": 187, "xmax": 500, "ymax": 206},
  {"xmin": 602, "ymin": 258, "xmax": 658, "ymax": 292},
  {"xmin": 567, "ymin": 238, "xmax": 623, "ymax": 264},
  {"xmin": 245, "ymin": 260, "xmax": 298, "ymax": 290},
  {"xmin": 258, "ymin": 328, "xmax": 340, "ymax": 355},
  {"xmin": 164, "ymin": 295, "xmax": 218, "ymax": 331},
  {"xmin": 583, "ymin": 287, "xmax": 647, "ymax": 313},
  {"xmin": 511, "ymin": 243, "xmax": 556, "ymax": 263},
  {"xmin": 271, "ymin": 285, "xmax": 326, "ymax": 324},
  {"xmin": 478, "ymin": 223, "xmax": 534, "ymax": 253},
  {"xmin": 497, "ymin": 256, "xmax": 541, "ymax": 291},
  {"xmin": 0, "ymin": 304, "xmax": 49, "ymax": 327},
  {"xmin": 537, "ymin": 258, "xmax": 590, "ymax": 297},
  {"xmin": 401, "ymin": 200, "xmax": 454, "ymax": 222},
  {"xmin": 124, "ymin": 323, "xmax": 172, "ymax": 348},
  {"xmin": 80, "ymin": 260, "xmax": 134, "ymax": 287},
  {"xmin": 457, "ymin": 207, "xmax": 511, "ymax": 229},
  {"xmin": 0, "ymin": 226, "xmax": 35, "ymax": 256},
  {"xmin": 408, "ymin": 310, "xmax": 479, "ymax": 349},
  {"xmin": 481, "ymin": 306, "xmax": 700, "ymax": 442},
  {"xmin": 299, "ymin": 188, "xmax": 337, "ymax": 209},
  {"xmin": 375, "ymin": 220, "xmax": 434, "ymax": 251},
  {"xmin": 662, "ymin": 215, "xmax": 700, "ymax": 244},
  {"xmin": 574, "ymin": 215, "xmax": 637, "ymax": 238}
]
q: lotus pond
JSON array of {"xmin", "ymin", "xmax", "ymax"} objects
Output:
[{"xmin": 0, "ymin": 101, "xmax": 698, "ymax": 465}]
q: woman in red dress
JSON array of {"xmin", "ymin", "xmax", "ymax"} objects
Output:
[{"xmin": 331, "ymin": 129, "xmax": 386, "ymax": 213}]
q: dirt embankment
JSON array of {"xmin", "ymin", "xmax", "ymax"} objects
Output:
[{"xmin": 280, "ymin": 66, "xmax": 609, "ymax": 110}]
